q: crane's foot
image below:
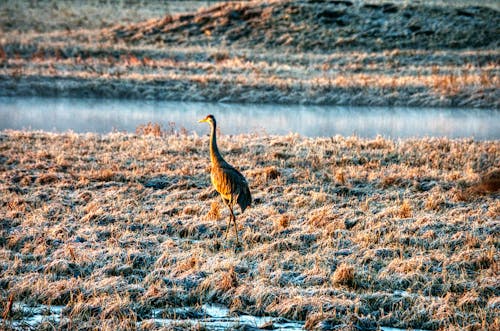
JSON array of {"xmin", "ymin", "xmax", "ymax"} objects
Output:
[{"xmin": 233, "ymin": 243, "xmax": 243, "ymax": 253}]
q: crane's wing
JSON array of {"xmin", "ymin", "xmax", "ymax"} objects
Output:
[{"xmin": 211, "ymin": 163, "xmax": 251, "ymax": 211}]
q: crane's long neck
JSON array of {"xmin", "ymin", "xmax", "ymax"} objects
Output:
[{"xmin": 209, "ymin": 122, "xmax": 224, "ymax": 165}]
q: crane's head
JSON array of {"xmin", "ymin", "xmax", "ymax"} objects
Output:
[{"xmin": 198, "ymin": 114, "xmax": 216, "ymax": 126}]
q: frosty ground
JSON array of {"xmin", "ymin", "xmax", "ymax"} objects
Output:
[
  {"xmin": 0, "ymin": 0, "xmax": 499, "ymax": 107},
  {"xmin": 0, "ymin": 129, "xmax": 498, "ymax": 330},
  {"xmin": 0, "ymin": 0, "xmax": 499, "ymax": 329}
]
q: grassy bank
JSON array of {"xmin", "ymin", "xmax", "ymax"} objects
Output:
[
  {"xmin": 0, "ymin": 0, "xmax": 499, "ymax": 107},
  {"xmin": 0, "ymin": 129, "xmax": 498, "ymax": 330}
]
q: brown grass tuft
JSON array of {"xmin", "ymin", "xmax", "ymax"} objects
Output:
[
  {"xmin": 264, "ymin": 166, "xmax": 280, "ymax": 181},
  {"xmin": 457, "ymin": 290, "xmax": 482, "ymax": 311},
  {"xmin": 332, "ymin": 263, "xmax": 355, "ymax": 287},
  {"xmin": 36, "ymin": 173, "xmax": 59, "ymax": 185},
  {"xmin": 67, "ymin": 245, "xmax": 77, "ymax": 262},
  {"xmin": 276, "ymin": 214, "xmax": 291, "ymax": 230},
  {"xmin": 206, "ymin": 201, "xmax": 221, "ymax": 220},
  {"xmin": 425, "ymin": 193, "xmax": 445, "ymax": 211},
  {"xmin": 308, "ymin": 208, "xmax": 334, "ymax": 228},
  {"xmin": 2, "ymin": 293, "xmax": 14, "ymax": 320},
  {"xmin": 380, "ymin": 175, "xmax": 402, "ymax": 188},
  {"xmin": 398, "ymin": 199, "xmax": 413, "ymax": 218},
  {"xmin": 219, "ymin": 267, "xmax": 238, "ymax": 291},
  {"xmin": 136, "ymin": 122, "xmax": 163, "ymax": 137},
  {"xmin": 175, "ymin": 257, "xmax": 199, "ymax": 275},
  {"xmin": 335, "ymin": 170, "xmax": 347, "ymax": 185},
  {"xmin": 93, "ymin": 169, "xmax": 115, "ymax": 181},
  {"xmin": 470, "ymin": 168, "xmax": 500, "ymax": 194}
]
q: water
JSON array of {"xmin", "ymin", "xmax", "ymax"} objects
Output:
[
  {"xmin": 150, "ymin": 304, "xmax": 304, "ymax": 330},
  {"xmin": 3, "ymin": 303, "xmax": 64, "ymax": 329},
  {"xmin": 0, "ymin": 97, "xmax": 499, "ymax": 139},
  {"xmin": 2, "ymin": 303, "xmax": 431, "ymax": 330},
  {"xmin": 1, "ymin": 303, "xmax": 304, "ymax": 330}
]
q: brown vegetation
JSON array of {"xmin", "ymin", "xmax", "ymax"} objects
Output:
[
  {"xmin": 469, "ymin": 168, "xmax": 500, "ymax": 194},
  {"xmin": 0, "ymin": 129, "xmax": 498, "ymax": 329},
  {"xmin": 109, "ymin": 0, "xmax": 499, "ymax": 51},
  {"xmin": 0, "ymin": 0, "xmax": 498, "ymax": 107}
]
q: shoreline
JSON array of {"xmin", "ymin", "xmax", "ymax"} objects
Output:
[
  {"xmin": 1, "ymin": 73, "xmax": 498, "ymax": 109},
  {"xmin": 1, "ymin": 96, "xmax": 500, "ymax": 141}
]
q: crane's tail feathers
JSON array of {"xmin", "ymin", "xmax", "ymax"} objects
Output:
[{"xmin": 237, "ymin": 185, "xmax": 252, "ymax": 212}]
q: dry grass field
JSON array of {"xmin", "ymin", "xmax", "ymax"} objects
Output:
[
  {"xmin": 0, "ymin": 0, "xmax": 499, "ymax": 330},
  {"xmin": 0, "ymin": 0, "xmax": 499, "ymax": 107},
  {"xmin": 0, "ymin": 127, "xmax": 498, "ymax": 330}
]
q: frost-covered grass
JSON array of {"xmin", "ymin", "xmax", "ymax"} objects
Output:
[
  {"xmin": 0, "ymin": 129, "xmax": 498, "ymax": 330},
  {"xmin": 0, "ymin": 0, "xmax": 499, "ymax": 107}
]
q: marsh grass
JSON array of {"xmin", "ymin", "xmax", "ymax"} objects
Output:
[
  {"xmin": 0, "ymin": 0, "xmax": 498, "ymax": 107},
  {"xmin": 0, "ymin": 130, "xmax": 498, "ymax": 329},
  {"xmin": 136, "ymin": 122, "xmax": 164, "ymax": 137}
]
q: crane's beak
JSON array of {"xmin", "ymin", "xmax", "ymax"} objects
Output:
[{"xmin": 198, "ymin": 118, "xmax": 208, "ymax": 123}]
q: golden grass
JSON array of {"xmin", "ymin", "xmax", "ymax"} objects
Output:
[
  {"xmin": 398, "ymin": 199, "xmax": 413, "ymax": 218},
  {"xmin": 1, "ymin": 51, "xmax": 498, "ymax": 107},
  {"xmin": 0, "ymin": 1, "xmax": 498, "ymax": 107},
  {"xmin": 136, "ymin": 122, "xmax": 164, "ymax": 137},
  {"xmin": 205, "ymin": 201, "xmax": 221, "ymax": 221},
  {"xmin": 332, "ymin": 263, "xmax": 355, "ymax": 287},
  {"xmin": 0, "ymin": 130, "xmax": 498, "ymax": 329}
]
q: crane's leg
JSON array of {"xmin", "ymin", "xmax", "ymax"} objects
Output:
[
  {"xmin": 228, "ymin": 206, "xmax": 239, "ymax": 244},
  {"xmin": 221, "ymin": 198, "xmax": 240, "ymax": 244},
  {"xmin": 222, "ymin": 198, "xmax": 232, "ymax": 240},
  {"xmin": 224, "ymin": 215, "xmax": 231, "ymax": 239}
]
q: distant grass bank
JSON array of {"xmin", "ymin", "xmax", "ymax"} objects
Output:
[
  {"xmin": 0, "ymin": 130, "xmax": 498, "ymax": 330},
  {"xmin": 0, "ymin": 0, "xmax": 499, "ymax": 108}
]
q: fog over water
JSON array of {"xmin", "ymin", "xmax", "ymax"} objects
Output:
[{"xmin": 1, "ymin": 97, "xmax": 498, "ymax": 139}]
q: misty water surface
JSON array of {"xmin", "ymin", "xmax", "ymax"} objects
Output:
[{"xmin": 0, "ymin": 97, "xmax": 498, "ymax": 139}]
